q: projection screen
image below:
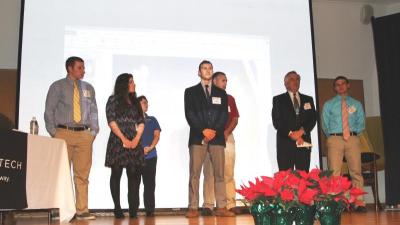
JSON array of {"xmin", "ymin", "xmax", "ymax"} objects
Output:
[{"xmin": 18, "ymin": 0, "xmax": 319, "ymax": 209}]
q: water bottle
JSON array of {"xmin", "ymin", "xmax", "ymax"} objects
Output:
[{"xmin": 30, "ymin": 117, "xmax": 39, "ymax": 135}]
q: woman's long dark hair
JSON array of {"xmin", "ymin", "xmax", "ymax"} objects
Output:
[{"xmin": 114, "ymin": 73, "xmax": 143, "ymax": 115}]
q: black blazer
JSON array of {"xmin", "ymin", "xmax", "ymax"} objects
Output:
[
  {"xmin": 184, "ymin": 83, "xmax": 228, "ymax": 147},
  {"xmin": 272, "ymin": 92, "xmax": 317, "ymax": 149}
]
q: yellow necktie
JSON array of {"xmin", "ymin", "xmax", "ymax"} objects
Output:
[{"xmin": 73, "ymin": 81, "xmax": 81, "ymax": 123}]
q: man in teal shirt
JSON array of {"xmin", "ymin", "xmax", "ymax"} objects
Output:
[{"xmin": 322, "ymin": 76, "xmax": 366, "ymax": 212}]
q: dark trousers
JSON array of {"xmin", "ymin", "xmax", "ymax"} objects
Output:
[
  {"xmin": 140, "ymin": 157, "xmax": 157, "ymax": 213},
  {"xmin": 110, "ymin": 165, "xmax": 141, "ymax": 216},
  {"xmin": 277, "ymin": 146, "xmax": 311, "ymax": 172}
]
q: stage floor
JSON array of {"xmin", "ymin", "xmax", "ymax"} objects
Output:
[{"xmin": 6, "ymin": 210, "xmax": 400, "ymax": 225}]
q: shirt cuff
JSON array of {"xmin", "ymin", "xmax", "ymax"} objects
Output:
[{"xmin": 90, "ymin": 130, "xmax": 97, "ymax": 137}]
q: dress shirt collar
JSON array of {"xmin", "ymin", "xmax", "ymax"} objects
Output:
[
  {"xmin": 200, "ymin": 81, "xmax": 212, "ymax": 94},
  {"xmin": 66, "ymin": 75, "xmax": 81, "ymax": 85},
  {"xmin": 288, "ymin": 91, "xmax": 300, "ymax": 103},
  {"xmin": 334, "ymin": 94, "xmax": 349, "ymax": 101}
]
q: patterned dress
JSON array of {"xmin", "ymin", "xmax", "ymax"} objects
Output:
[{"xmin": 105, "ymin": 95, "xmax": 145, "ymax": 168}]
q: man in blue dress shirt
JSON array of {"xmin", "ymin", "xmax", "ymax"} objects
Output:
[
  {"xmin": 322, "ymin": 76, "xmax": 366, "ymax": 212},
  {"xmin": 44, "ymin": 56, "xmax": 99, "ymax": 220}
]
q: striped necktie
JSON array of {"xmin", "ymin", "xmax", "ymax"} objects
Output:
[
  {"xmin": 341, "ymin": 96, "xmax": 350, "ymax": 141},
  {"xmin": 205, "ymin": 85, "xmax": 210, "ymax": 99},
  {"xmin": 293, "ymin": 92, "xmax": 300, "ymax": 115},
  {"xmin": 73, "ymin": 81, "xmax": 81, "ymax": 123}
]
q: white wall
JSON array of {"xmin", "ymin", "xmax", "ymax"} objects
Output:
[
  {"xmin": 380, "ymin": 2, "xmax": 400, "ymax": 16},
  {"xmin": 312, "ymin": 1, "xmax": 381, "ymax": 117},
  {"xmin": 0, "ymin": 0, "xmax": 21, "ymax": 69}
]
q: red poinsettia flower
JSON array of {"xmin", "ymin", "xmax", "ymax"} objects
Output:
[
  {"xmin": 299, "ymin": 188, "xmax": 319, "ymax": 205},
  {"xmin": 297, "ymin": 170, "xmax": 309, "ymax": 179},
  {"xmin": 254, "ymin": 176, "xmax": 277, "ymax": 197},
  {"xmin": 297, "ymin": 179, "xmax": 317, "ymax": 205},
  {"xmin": 273, "ymin": 170, "xmax": 289, "ymax": 190},
  {"xmin": 236, "ymin": 169, "xmax": 366, "ymax": 210},
  {"xmin": 236, "ymin": 183, "xmax": 259, "ymax": 201},
  {"xmin": 347, "ymin": 187, "xmax": 367, "ymax": 204},
  {"xmin": 349, "ymin": 187, "xmax": 366, "ymax": 197},
  {"xmin": 280, "ymin": 189, "xmax": 295, "ymax": 201},
  {"xmin": 318, "ymin": 176, "xmax": 352, "ymax": 196},
  {"xmin": 261, "ymin": 176, "xmax": 274, "ymax": 186},
  {"xmin": 286, "ymin": 173, "xmax": 301, "ymax": 189},
  {"xmin": 308, "ymin": 168, "xmax": 321, "ymax": 182}
]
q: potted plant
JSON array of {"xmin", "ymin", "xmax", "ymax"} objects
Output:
[{"xmin": 237, "ymin": 169, "xmax": 365, "ymax": 225}]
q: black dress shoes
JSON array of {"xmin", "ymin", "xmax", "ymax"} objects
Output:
[
  {"xmin": 354, "ymin": 205, "xmax": 367, "ymax": 213},
  {"xmin": 113, "ymin": 209, "xmax": 125, "ymax": 219}
]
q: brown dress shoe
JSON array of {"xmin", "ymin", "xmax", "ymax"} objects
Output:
[
  {"xmin": 228, "ymin": 207, "xmax": 243, "ymax": 215},
  {"xmin": 201, "ymin": 208, "xmax": 214, "ymax": 216},
  {"xmin": 186, "ymin": 209, "xmax": 199, "ymax": 218},
  {"xmin": 214, "ymin": 208, "xmax": 235, "ymax": 217}
]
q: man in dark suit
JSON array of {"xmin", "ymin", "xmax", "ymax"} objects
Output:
[
  {"xmin": 272, "ymin": 71, "xmax": 317, "ymax": 172},
  {"xmin": 184, "ymin": 60, "xmax": 233, "ymax": 217}
]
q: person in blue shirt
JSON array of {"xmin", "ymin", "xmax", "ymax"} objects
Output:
[
  {"xmin": 138, "ymin": 95, "xmax": 161, "ymax": 216},
  {"xmin": 321, "ymin": 76, "xmax": 366, "ymax": 212},
  {"xmin": 45, "ymin": 56, "xmax": 98, "ymax": 220}
]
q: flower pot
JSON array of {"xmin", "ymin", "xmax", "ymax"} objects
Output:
[
  {"xmin": 250, "ymin": 202, "xmax": 295, "ymax": 225},
  {"xmin": 293, "ymin": 204, "xmax": 316, "ymax": 225},
  {"xmin": 270, "ymin": 204, "xmax": 295, "ymax": 225},
  {"xmin": 316, "ymin": 201, "xmax": 345, "ymax": 225},
  {"xmin": 250, "ymin": 202, "xmax": 272, "ymax": 225}
]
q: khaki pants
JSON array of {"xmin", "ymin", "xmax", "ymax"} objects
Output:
[
  {"xmin": 327, "ymin": 135, "xmax": 364, "ymax": 201},
  {"xmin": 203, "ymin": 134, "xmax": 236, "ymax": 209},
  {"xmin": 55, "ymin": 128, "xmax": 95, "ymax": 214},
  {"xmin": 188, "ymin": 144, "xmax": 226, "ymax": 209}
]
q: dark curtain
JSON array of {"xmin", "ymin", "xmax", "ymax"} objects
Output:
[{"xmin": 372, "ymin": 13, "xmax": 400, "ymax": 206}]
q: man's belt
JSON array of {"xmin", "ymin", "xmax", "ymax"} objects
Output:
[
  {"xmin": 330, "ymin": 132, "xmax": 357, "ymax": 136},
  {"xmin": 57, "ymin": 124, "xmax": 89, "ymax": 131}
]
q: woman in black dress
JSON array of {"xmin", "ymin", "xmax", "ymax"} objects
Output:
[{"xmin": 105, "ymin": 73, "xmax": 145, "ymax": 218}]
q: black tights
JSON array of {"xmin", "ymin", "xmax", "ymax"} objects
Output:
[{"xmin": 110, "ymin": 165, "xmax": 141, "ymax": 215}]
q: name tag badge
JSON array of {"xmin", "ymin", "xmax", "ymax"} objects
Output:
[
  {"xmin": 228, "ymin": 106, "xmax": 231, "ymax": 112},
  {"xmin": 83, "ymin": 90, "xmax": 91, "ymax": 98},
  {"xmin": 304, "ymin": 102, "xmax": 311, "ymax": 110},
  {"xmin": 212, "ymin": 97, "xmax": 221, "ymax": 105},
  {"xmin": 348, "ymin": 105, "xmax": 357, "ymax": 114}
]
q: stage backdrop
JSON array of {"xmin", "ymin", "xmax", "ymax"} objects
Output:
[{"xmin": 18, "ymin": 0, "xmax": 319, "ymax": 209}]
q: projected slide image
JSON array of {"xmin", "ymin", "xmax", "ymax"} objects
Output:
[{"xmin": 63, "ymin": 26, "xmax": 274, "ymax": 208}]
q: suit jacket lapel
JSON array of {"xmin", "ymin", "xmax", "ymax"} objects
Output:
[
  {"xmin": 196, "ymin": 83, "xmax": 209, "ymax": 105},
  {"xmin": 299, "ymin": 94, "xmax": 306, "ymax": 115}
]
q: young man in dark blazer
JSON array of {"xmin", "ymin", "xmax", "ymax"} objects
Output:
[
  {"xmin": 184, "ymin": 60, "xmax": 233, "ymax": 217},
  {"xmin": 272, "ymin": 71, "xmax": 317, "ymax": 172}
]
